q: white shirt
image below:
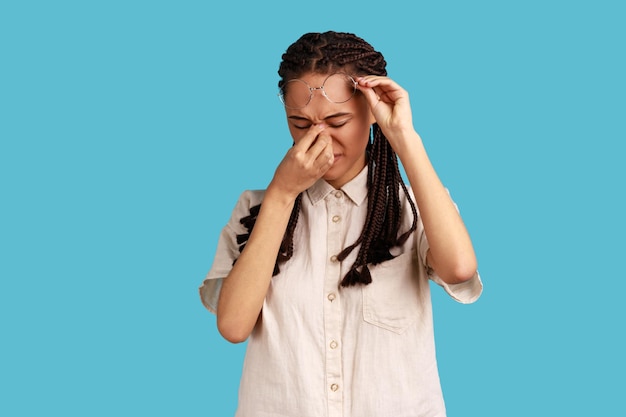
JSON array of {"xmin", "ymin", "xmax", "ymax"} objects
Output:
[{"xmin": 200, "ymin": 167, "xmax": 482, "ymax": 417}]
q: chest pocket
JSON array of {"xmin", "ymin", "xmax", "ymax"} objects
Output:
[{"xmin": 362, "ymin": 250, "xmax": 421, "ymax": 334}]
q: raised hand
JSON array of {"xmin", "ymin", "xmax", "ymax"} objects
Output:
[
  {"xmin": 269, "ymin": 124, "xmax": 334, "ymax": 199},
  {"xmin": 356, "ymin": 76, "xmax": 415, "ymax": 145}
]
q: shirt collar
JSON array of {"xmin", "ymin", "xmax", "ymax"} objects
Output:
[{"xmin": 306, "ymin": 165, "xmax": 369, "ymax": 206}]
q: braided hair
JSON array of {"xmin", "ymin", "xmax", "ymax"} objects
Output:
[{"xmin": 235, "ymin": 31, "xmax": 418, "ymax": 286}]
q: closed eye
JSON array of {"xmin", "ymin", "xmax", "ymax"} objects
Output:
[
  {"xmin": 325, "ymin": 114, "xmax": 351, "ymax": 128},
  {"xmin": 293, "ymin": 120, "xmax": 348, "ymax": 130},
  {"xmin": 328, "ymin": 120, "xmax": 349, "ymax": 128},
  {"xmin": 288, "ymin": 112, "xmax": 352, "ymax": 130}
]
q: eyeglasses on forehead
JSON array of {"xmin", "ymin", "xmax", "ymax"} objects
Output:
[{"xmin": 278, "ymin": 73, "xmax": 357, "ymax": 110}]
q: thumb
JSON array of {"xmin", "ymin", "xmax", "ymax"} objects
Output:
[{"xmin": 357, "ymin": 84, "xmax": 381, "ymax": 111}]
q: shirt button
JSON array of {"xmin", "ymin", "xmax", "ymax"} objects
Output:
[
  {"xmin": 330, "ymin": 340, "xmax": 338, "ymax": 349},
  {"xmin": 330, "ymin": 383, "xmax": 339, "ymax": 392},
  {"xmin": 334, "ymin": 190, "xmax": 343, "ymax": 198},
  {"xmin": 327, "ymin": 293, "xmax": 336, "ymax": 302},
  {"xmin": 332, "ymin": 215, "xmax": 341, "ymax": 223},
  {"xmin": 330, "ymin": 255, "xmax": 338, "ymax": 262}
]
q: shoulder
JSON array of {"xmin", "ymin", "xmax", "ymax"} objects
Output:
[{"xmin": 226, "ymin": 189, "xmax": 267, "ymax": 227}]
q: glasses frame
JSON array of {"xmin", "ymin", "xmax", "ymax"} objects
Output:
[{"xmin": 278, "ymin": 73, "xmax": 358, "ymax": 110}]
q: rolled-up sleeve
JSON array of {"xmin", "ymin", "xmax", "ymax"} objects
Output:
[
  {"xmin": 414, "ymin": 189, "xmax": 484, "ymax": 304},
  {"xmin": 198, "ymin": 190, "xmax": 264, "ymax": 314},
  {"xmin": 430, "ymin": 271, "xmax": 483, "ymax": 303}
]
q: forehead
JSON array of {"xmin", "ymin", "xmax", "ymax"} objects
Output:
[
  {"xmin": 287, "ymin": 69, "xmax": 355, "ymax": 85},
  {"xmin": 296, "ymin": 72, "xmax": 330, "ymax": 85},
  {"xmin": 283, "ymin": 72, "xmax": 356, "ymax": 94}
]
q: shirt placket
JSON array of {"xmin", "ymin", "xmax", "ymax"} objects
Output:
[{"xmin": 324, "ymin": 190, "xmax": 346, "ymax": 417}]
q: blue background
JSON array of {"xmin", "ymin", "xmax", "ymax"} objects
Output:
[{"xmin": 1, "ymin": 0, "xmax": 624, "ymax": 415}]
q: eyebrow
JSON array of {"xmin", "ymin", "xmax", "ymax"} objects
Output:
[{"xmin": 288, "ymin": 112, "xmax": 352, "ymax": 122}]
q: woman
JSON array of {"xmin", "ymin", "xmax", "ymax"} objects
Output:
[{"xmin": 200, "ymin": 31, "xmax": 483, "ymax": 417}]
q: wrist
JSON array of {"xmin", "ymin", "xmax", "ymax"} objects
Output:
[
  {"xmin": 387, "ymin": 128, "xmax": 423, "ymax": 156},
  {"xmin": 265, "ymin": 182, "xmax": 300, "ymax": 207}
]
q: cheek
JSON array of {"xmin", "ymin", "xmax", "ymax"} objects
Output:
[{"xmin": 348, "ymin": 121, "xmax": 373, "ymax": 146}]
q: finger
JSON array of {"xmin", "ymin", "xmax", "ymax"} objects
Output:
[
  {"xmin": 307, "ymin": 131, "xmax": 332, "ymax": 161},
  {"xmin": 312, "ymin": 139, "xmax": 334, "ymax": 174},
  {"xmin": 293, "ymin": 123, "xmax": 327, "ymax": 151},
  {"xmin": 356, "ymin": 76, "xmax": 391, "ymax": 109},
  {"xmin": 356, "ymin": 83, "xmax": 381, "ymax": 110},
  {"xmin": 360, "ymin": 77, "xmax": 408, "ymax": 109},
  {"xmin": 356, "ymin": 76, "xmax": 387, "ymax": 94},
  {"xmin": 357, "ymin": 75, "xmax": 395, "ymax": 88},
  {"xmin": 357, "ymin": 76, "xmax": 401, "ymax": 95}
]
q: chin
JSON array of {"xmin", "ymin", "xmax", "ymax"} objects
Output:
[
  {"xmin": 322, "ymin": 172, "xmax": 339, "ymax": 182},
  {"xmin": 322, "ymin": 172, "xmax": 339, "ymax": 184},
  {"xmin": 323, "ymin": 164, "xmax": 342, "ymax": 179}
]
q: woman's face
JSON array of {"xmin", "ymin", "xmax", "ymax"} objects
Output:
[{"xmin": 283, "ymin": 72, "xmax": 375, "ymax": 189}]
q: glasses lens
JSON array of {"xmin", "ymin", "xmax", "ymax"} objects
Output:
[
  {"xmin": 280, "ymin": 79, "xmax": 311, "ymax": 109},
  {"xmin": 323, "ymin": 73, "xmax": 356, "ymax": 104}
]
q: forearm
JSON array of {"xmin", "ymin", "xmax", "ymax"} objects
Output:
[
  {"xmin": 394, "ymin": 129, "xmax": 477, "ymax": 284},
  {"xmin": 217, "ymin": 187, "xmax": 295, "ymax": 343},
  {"xmin": 216, "ymin": 124, "xmax": 333, "ymax": 342}
]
